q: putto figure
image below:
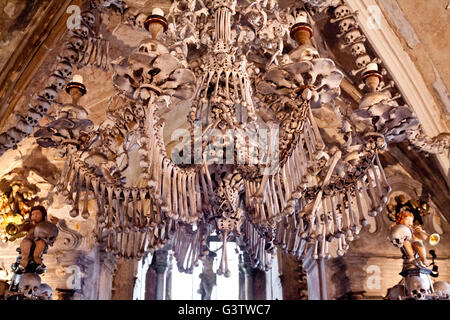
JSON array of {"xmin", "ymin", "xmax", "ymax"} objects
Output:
[
  {"xmin": 13, "ymin": 206, "xmax": 59, "ymax": 274},
  {"xmin": 394, "ymin": 210, "xmax": 429, "ymax": 267}
]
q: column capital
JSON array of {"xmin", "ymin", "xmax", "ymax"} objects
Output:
[{"xmin": 151, "ymin": 249, "xmax": 169, "ymax": 274}]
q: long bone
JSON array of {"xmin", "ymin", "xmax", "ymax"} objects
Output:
[
  {"xmin": 198, "ymin": 169, "xmax": 210, "ymax": 209},
  {"xmin": 61, "ymin": 158, "xmax": 75, "ymax": 195},
  {"xmin": 67, "ymin": 162, "xmax": 80, "ymax": 202},
  {"xmin": 375, "ymin": 151, "xmax": 391, "ymax": 194},
  {"xmin": 281, "ymin": 165, "xmax": 292, "ymax": 204},
  {"xmin": 78, "ymin": 36, "xmax": 92, "ymax": 65},
  {"xmin": 312, "ymin": 238, "xmax": 319, "ymax": 260},
  {"xmin": 130, "ymin": 188, "xmax": 139, "ymax": 230},
  {"xmin": 270, "ymin": 176, "xmax": 281, "ymax": 222},
  {"xmin": 98, "ymin": 182, "xmax": 107, "ymax": 224},
  {"xmin": 177, "ymin": 172, "xmax": 186, "ymax": 222},
  {"xmin": 307, "ymin": 108, "xmax": 325, "ymax": 150},
  {"xmin": 255, "ymin": 123, "xmax": 277, "ymax": 202},
  {"xmin": 162, "ymin": 160, "xmax": 173, "ymax": 215},
  {"xmin": 105, "ymin": 184, "xmax": 115, "ymax": 230},
  {"xmin": 355, "ymin": 181, "xmax": 369, "ymax": 227},
  {"xmin": 323, "ymin": 197, "xmax": 334, "ymax": 241},
  {"xmin": 288, "ymin": 153, "xmax": 300, "ymax": 194},
  {"xmin": 292, "ymin": 146, "xmax": 305, "ymax": 187},
  {"xmin": 264, "ymin": 178, "xmax": 275, "ymax": 227},
  {"xmin": 303, "ymin": 122, "xmax": 316, "ymax": 160},
  {"xmin": 58, "ymin": 155, "xmax": 72, "ymax": 190},
  {"xmin": 70, "ymin": 167, "xmax": 85, "ymax": 218},
  {"xmin": 359, "ymin": 177, "xmax": 374, "ymax": 215},
  {"xmin": 139, "ymin": 189, "xmax": 148, "ymax": 230},
  {"xmin": 112, "ymin": 187, "xmax": 123, "ymax": 231},
  {"xmin": 338, "ymin": 190, "xmax": 351, "ymax": 236},
  {"xmin": 171, "ymin": 167, "xmax": 179, "ymax": 219},
  {"xmin": 81, "ymin": 173, "xmax": 92, "ymax": 219},
  {"xmin": 187, "ymin": 172, "xmax": 197, "ymax": 223},
  {"xmin": 365, "ymin": 170, "xmax": 380, "ymax": 217},
  {"xmin": 297, "ymin": 134, "xmax": 309, "ymax": 176},
  {"xmin": 195, "ymin": 173, "xmax": 203, "ymax": 218},
  {"xmin": 91, "ymin": 177, "xmax": 101, "ymax": 221},
  {"xmin": 122, "ymin": 188, "xmax": 131, "ymax": 232},
  {"xmin": 300, "ymin": 150, "xmax": 342, "ymax": 228},
  {"xmin": 330, "ymin": 195, "xmax": 343, "ymax": 236},
  {"xmin": 370, "ymin": 165, "xmax": 386, "ymax": 211},
  {"xmin": 346, "ymin": 190, "xmax": 359, "ymax": 235},
  {"xmin": 152, "ymin": 148, "xmax": 164, "ymax": 200},
  {"xmin": 275, "ymin": 173, "xmax": 286, "ymax": 210},
  {"xmin": 159, "ymin": 159, "xmax": 169, "ymax": 211}
]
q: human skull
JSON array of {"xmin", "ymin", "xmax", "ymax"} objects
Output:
[
  {"xmin": 25, "ymin": 108, "xmax": 43, "ymax": 125},
  {"xmin": 16, "ymin": 119, "xmax": 34, "ymax": 135},
  {"xmin": 356, "ymin": 54, "xmax": 371, "ymax": 68},
  {"xmin": 406, "ymin": 276, "xmax": 430, "ymax": 299},
  {"xmin": 39, "ymin": 87, "xmax": 58, "ymax": 102},
  {"xmin": 135, "ymin": 13, "xmax": 148, "ymax": 29},
  {"xmin": 351, "ymin": 42, "xmax": 366, "ymax": 56},
  {"xmin": 69, "ymin": 35, "xmax": 85, "ymax": 51},
  {"xmin": 55, "ymin": 60, "xmax": 73, "ymax": 79},
  {"xmin": 137, "ymin": 39, "xmax": 169, "ymax": 57},
  {"xmin": 7, "ymin": 128, "xmax": 25, "ymax": 144},
  {"xmin": 72, "ymin": 24, "xmax": 89, "ymax": 38},
  {"xmin": 18, "ymin": 273, "xmax": 41, "ymax": 299},
  {"xmin": 81, "ymin": 12, "xmax": 95, "ymax": 27},
  {"xmin": 384, "ymin": 284, "xmax": 405, "ymax": 300},
  {"xmin": 0, "ymin": 132, "xmax": 14, "ymax": 147},
  {"xmin": 37, "ymin": 283, "xmax": 53, "ymax": 300},
  {"xmin": 61, "ymin": 47, "xmax": 79, "ymax": 64},
  {"xmin": 34, "ymin": 221, "xmax": 59, "ymax": 246},
  {"xmin": 433, "ymin": 281, "xmax": 450, "ymax": 297},
  {"xmin": 33, "ymin": 99, "xmax": 51, "ymax": 114},
  {"xmin": 345, "ymin": 29, "xmax": 361, "ymax": 44},
  {"xmin": 334, "ymin": 5, "xmax": 351, "ymax": 19},
  {"xmin": 339, "ymin": 18, "xmax": 356, "ymax": 34},
  {"xmin": 389, "ymin": 224, "xmax": 412, "ymax": 248},
  {"xmin": 48, "ymin": 74, "xmax": 67, "ymax": 91},
  {"xmin": 124, "ymin": 7, "xmax": 140, "ymax": 26}
]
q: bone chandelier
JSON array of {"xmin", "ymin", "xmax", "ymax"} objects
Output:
[{"xmin": 16, "ymin": 0, "xmax": 447, "ymax": 277}]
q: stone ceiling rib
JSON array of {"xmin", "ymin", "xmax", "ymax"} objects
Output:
[{"xmin": 345, "ymin": 0, "xmax": 450, "ymax": 189}]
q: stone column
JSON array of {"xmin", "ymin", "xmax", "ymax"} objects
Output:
[
  {"xmin": 111, "ymin": 258, "xmax": 139, "ymax": 300},
  {"xmin": 151, "ymin": 249, "xmax": 169, "ymax": 300},
  {"xmin": 165, "ymin": 251, "xmax": 173, "ymax": 300},
  {"xmin": 302, "ymin": 249, "xmax": 327, "ymax": 300},
  {"xmin": 240, "ymin": 252, "xmax": 266, "ymax": 300},
  {"xmin": 96, "ymin": 248, "xmax": 116, "ymax": 300}
]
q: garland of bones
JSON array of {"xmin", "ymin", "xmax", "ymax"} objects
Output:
[{"xmin": 0, "ymin": 0, "xmax": 448, "ymax": 278}]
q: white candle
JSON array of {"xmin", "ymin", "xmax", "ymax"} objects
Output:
[
  {"xmin": 152, "ymin": 7, "xmax": 164, "ymax": 17},
  {"xmin": 366, "ymin": 63, "xmax": 378, "ymax": 72},
  {"xmin": 296, "ymin": 13, "xmax": 308, "ymax": 24},
  {"xmin": 73, "ymin": 75, "xmax": 83, "ymax": 84}
]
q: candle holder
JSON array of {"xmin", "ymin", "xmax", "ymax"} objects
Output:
[
  {"xmin": 362, "ymin": 69, "xmax": 382, "ymax": 93},
  {"xmin": 65, "ymin": 80, "xmax": 86, "ymax": 105},
  {"xmin": 290, "ymin": 22, "xmax": 314, "ymax": 45},
  {"xmin": 144, "ymin": 14, "xmax": 168, "ymax": 39}
]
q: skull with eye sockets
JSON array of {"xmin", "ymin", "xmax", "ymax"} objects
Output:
[
  {"xmin": 389, "ymin": 224, "xmax": 412, "ymax": 248},
  {"xmin": 406, "ymin": 276, "xmax": 430, "ymax": 300},
  {"xmin": 334, "ymin": 5, "xmax": 351, "ymax": 19},
  {"xmin": 18, "ymin": 273, "xmax": 41, "ymax": 300}
]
